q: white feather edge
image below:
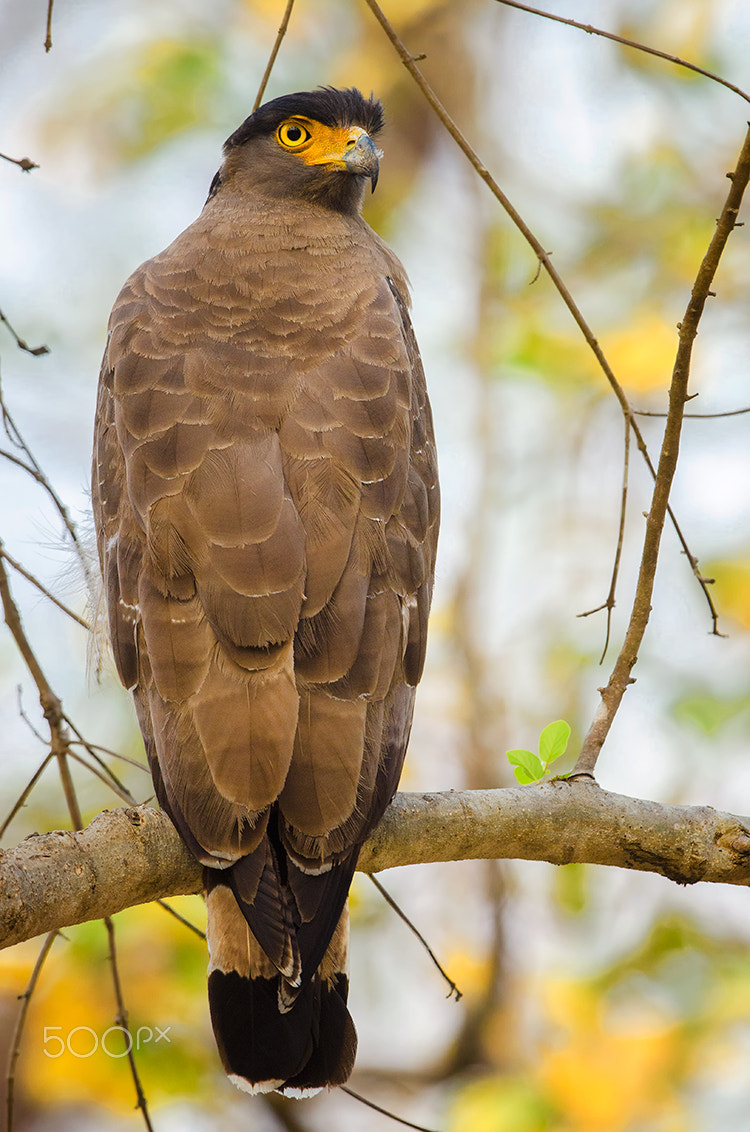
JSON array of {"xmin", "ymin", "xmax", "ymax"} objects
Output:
[{"xmin": 227, "ymin": 1074, "xmax": 323, "ymax": 1099}]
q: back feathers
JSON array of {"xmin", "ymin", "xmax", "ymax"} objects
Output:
[{"xmin": 92, "ymin": 87, "xmax": 439, "ymax": 1094}]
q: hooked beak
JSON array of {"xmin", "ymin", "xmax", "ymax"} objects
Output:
[{"xmin": 343, "ymin": 133, "xmax": 380, "ymax": 193}]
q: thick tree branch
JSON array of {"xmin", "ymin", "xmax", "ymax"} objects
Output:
[{"xmin": 3, "ymin": 784, "xmax": 750, "ymax": 950}]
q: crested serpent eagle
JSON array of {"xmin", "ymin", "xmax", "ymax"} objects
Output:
[{"xmin": 92, "ymin": 86, "xmax": 440, "ymax": 1095}]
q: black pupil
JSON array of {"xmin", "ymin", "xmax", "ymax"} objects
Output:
[{"xmin": 287, "ymin": 126, "xmax": 302, "ymax": 142}]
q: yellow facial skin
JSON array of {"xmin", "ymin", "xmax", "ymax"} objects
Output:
[{"xmin": 275, "ymin": 117, "xmax": 369, "ymax": 169}]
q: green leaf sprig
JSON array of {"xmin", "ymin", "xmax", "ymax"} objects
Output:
[{"xmin": 506, "ymin": 719, "xmax": 571, "ymax": 784}]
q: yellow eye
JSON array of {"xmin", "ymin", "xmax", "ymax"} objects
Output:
[{"xmin": 277, "ymin": 121, "xmax": 312, "ymax": 149}]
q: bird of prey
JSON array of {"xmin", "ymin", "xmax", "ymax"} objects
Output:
[{"xmin": 92, "ymin": 86, "xmax": 439, "ymax": 1096}]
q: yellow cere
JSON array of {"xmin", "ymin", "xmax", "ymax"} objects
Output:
[{"xmin": 275, "ymin": 117, "xmax": 368, "ymax": 169}]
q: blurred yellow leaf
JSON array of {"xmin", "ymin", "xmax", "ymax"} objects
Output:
[
  {"xmin": 443, "ymin": 946, "xmax": 492, "ymax": 1001},
  {"xmin": 538, "ymin": 980, "xmax": 680, "ymax": 1130},
  {"xmin": 601, "ymin": 311, "xmax": 676, "ymax": 394},
  {"xmin": 542, "ymin": 977, "xmax": 599, "ymax": 1032},
  {"xmin": 707, "ymin": 558, "xmax": 750, "ymax": 629},
  {"xmin": 540, "ymin": 1021, "xmax": 678, "ymax": 1130}
]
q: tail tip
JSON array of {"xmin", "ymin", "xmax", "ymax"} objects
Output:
[{"xmin": 209, "ymin": 968, "xmax": 356, "ymax": 1096}]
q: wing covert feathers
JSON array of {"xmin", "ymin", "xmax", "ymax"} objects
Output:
[{"xmin": 93, "ymin": 157, "xmax": 438, "ymax": 1093}]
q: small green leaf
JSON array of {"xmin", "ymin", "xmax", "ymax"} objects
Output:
[
  {"xmin": 507, "ymin": 748, "xmax": 544, "ymax": 782},
  {"xmin": 512, "ymin": 765, "xmax": 538, "ymax": 785},
  {"xmin": 538, "ymin": 719, "xmax": 571, "ymax": 768}
]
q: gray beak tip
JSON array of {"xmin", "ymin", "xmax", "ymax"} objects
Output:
[{"xmin": 344, "ymin": 134, "xmax": 380, "ymax": 193}]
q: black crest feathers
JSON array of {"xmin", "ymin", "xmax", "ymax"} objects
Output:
[{"xmin": 224, "ymin": 87, "xmax": 384, "ymax": 151}]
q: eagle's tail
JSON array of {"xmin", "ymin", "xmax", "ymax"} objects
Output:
[{"xmin": 205, "ymin": 877, "xmax": 356, "ymax": 1095}]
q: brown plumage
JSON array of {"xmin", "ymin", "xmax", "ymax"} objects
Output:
[{"xmin": 92, "ymin": 86, "xmax": 439, "ymax": 1095}]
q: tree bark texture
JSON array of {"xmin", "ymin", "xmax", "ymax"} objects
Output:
[{"xmin": 3, "ymin": 781, "xmax": 750, "ymax": 949}]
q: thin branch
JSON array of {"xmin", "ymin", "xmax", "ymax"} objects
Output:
[
  {"xmin": 5, "ymin": 787, "xmax": 750, "ymax": 949},
  {"xmin": 578, "ymin": 413, "xmax": 630, "ymax": 664},
  {"xmin": 63, "ymin": 711, "xmax": 144, "ymax": 788},
  {"xmin": 493, "ymin": 0, "xmax": 750, "ymax": 107},
  {"xmin": 0, "ymin": 153, "xmax": 39, "ymax": 173},
  {"xmin": 253, "ymin": 0, "xmax": 296, "ymax": 111},
  {"xmin": 156, "ymin": 899, "xmax": 206, "ymax": 940},
  {"xmin": 104, "ymin": 917, "xmax": 154, "ymax": 1131},
  {"xmin": 0, "ymin": 309, "xmax": 48, "ymax": 356},
  {"xmin": 574, "ymin": 125, "xmax": 750, "ymax": 775},
  {"xmin": 636, "ymin": 405, "xmax": 750, "ymax": 419},
  {"xmin": 66, "ymin": 749, "xmax": 141, "ymax": 806},
  {"xmin": 0, "ymin": 447, "xmax": 41, "ymax": 479},
  {"xmin": 0, "ymin": 544, "xmax": 90, "ymax": 629},
  {"xmin": 340, "ymin": 1086, "xmax": 440, "ymax": 1132},
  {"xmin": 0, "ymin": 555, "xmax": 60, "ymax": 720},
  {"xmin": 368, "ymin": 875, "xmax": 461, "ymax": 1001},
  {"xmin": 360, "ymin": 0, "xmax": 628, "ymax": 396},
  {"xmin": 16, "ymin": 683, "xmax": 47, "ymax": 744},
  {"xmin": 0, "ymin": 752, "xmax": 54, "ymax": 838},
  {"xmin": 6, "ymin": 931, "xmax": 59, "ymax": 1132},
  {"xmin": 64, "ymin": 725, "xmax": 150, "ymax": 773},
  {"xmin": 44, "ymin": 0, "xmax": 54, "ymax": 52},
  {"xmin": 0, "ymin": 553, "xmax": 84, "ymax": 832},
  {"xmin": 360, "ymin": 0, "xmax": 718, "ymax": 631},
  {"xmin": 0, "ymin": 375, "xmax": 94, "ymax": 590}
]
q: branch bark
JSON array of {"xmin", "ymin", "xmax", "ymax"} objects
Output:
[{"xmin": 3, "ymin": 783, "xmax": 750, "ymax": 950}]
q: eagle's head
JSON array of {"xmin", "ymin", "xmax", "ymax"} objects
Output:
[{"xmin": 209, "ymin": 87, "xmax": 384, "ymax": 214}]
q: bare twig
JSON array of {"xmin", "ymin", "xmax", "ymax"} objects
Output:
[
  {"xmin": 0, "ymin": 153, "xmax": 39, "ymax": 173},
  {"xmin": 493, "ymin": 0, "xmax": 750, "ymax": 107},
  {"xmin": 44, "ymin": 0, "xmax": 54, "ymax": 52},
  {"xmin": 0, "ymin": 377, "xmax": 94, "ymax": 590},
  {"xmin": 636, "ymin": 405, "xmax": 750, "ymax": 419},
  {"xmin": 253, "ymin": 0, "xmax": 296, "ymax": 111},
  {"xmin": 578, "ymin": 414, "xmax": 630, "ymax": 664},
  {"xmin": 0, "ymin": 544, "xmax": 90, "ymax": 629},
  {"xmin": 0, "ymin": 555, "xmax": 61, "ymax": 727},
  {"xmin": 0, "ymin": 448, "xmax": 40, "ymax": 479},
  {"xmin": 360, "ymin": 0, "xmax": 626, "ymax": 394},
  {"xmin": 64, "ymin": 724, "xmax": 149, "ymax": 774},
  {"xmin": 6, "ymin": 931, "xmax": 59, "ymax": 1131},
  {"xmin": 360, "ymin": 0, "xmax": 719, "ymax": 631},
  {"xmin": 0, "ymin": 752, "xmax": 54, "ymax": 838},
  {"xmin": 0, "ymin": 310, "xmax": 48, "ymax": 356},
  {"xmin": 57, "ymin": 748, "xmax": 83, "ymax": 833},
  {"xmin": 340, "ymin": 1086, "xmax": 441, "ymax": 1132},
  {"xmin": 2, "ymin": 722, "xmax": 138, "ymax": 838},
  {"xmin": 368, "ymin": 875, "xmax": 462, "ymax": 1001},
  {"xmin": 66, "ymin": 749, "xmax": 140, "ymax": 806},
  {"xmin": 0, "ymin": 554, "xmax": 84, "ymax": 831},
  {"xmin": 16, "ymin": 683, "xmax": 47, "ymax": 744},
  {"xmin": 62, "ymin": 711, "xmax": 144, "ymax": 787},
  {"xmin": 104, "ymin": 917, "xmax": 154, "ymax": 1131},
  {"xmin": 156, "ymin": 899, "xmax": 206, "ymax": 940},
  {"xmin": 573, "ymin": 125, "xmax": 750, "ymax": 775}
]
